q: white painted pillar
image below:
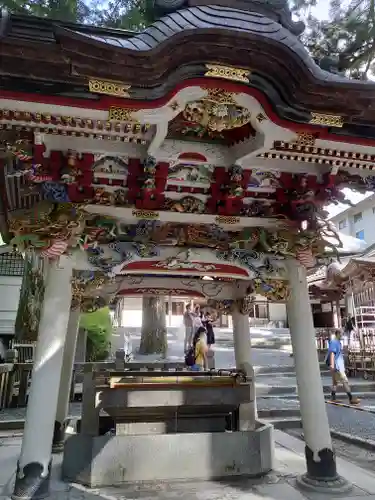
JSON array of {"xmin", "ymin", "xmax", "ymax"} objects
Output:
[
  {"xmin": 345, "ymin": 290, "xmax": 355, "ymax": 318},
  {"xmin": 13, "ymin": 256, "xmax": 73, "ymax": 500},
  {"xmin": 232, "ymin": 307, "xmax": 257, "ymax": 430},
  {"xmin": 332, "ymin": 301, "xmax": 339, "ymax": 329},
  {"xmin": 52, "ymin": 307, "xmax": 80, "ymax": 452},
  {"xmin": 286, "ymin": 259, "xmax": 350, "ymax": 492},
  {"xmin": 168, "ymin": 294, "xmax": 172, "ymax": 327}
]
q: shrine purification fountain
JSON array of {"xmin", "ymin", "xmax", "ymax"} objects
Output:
[{"xmin": 0, "ymin": 0, "xmax": 375, "ymax": 498}]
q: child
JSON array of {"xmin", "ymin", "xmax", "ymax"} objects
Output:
[{"xmin": 185, "ymin": 326, "xmax": 208, "ymax": 371}]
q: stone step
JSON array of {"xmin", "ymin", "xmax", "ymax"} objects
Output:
[
  {"xmin": 254, "ymin": 363, "xmax": 327, "ymax": 375},
  {"xmin": 256, "ymin": 382, "xmax": 375, "ymax": 396},
  {"xmin": 259, "ymin": 391, "xmax": 375, "ymax": 402},
  {"xmin": 258, "ymin": 408, "xmax": 301, "ymax": 418},
  {"xmin": 262, "ymin": 416, "xmax": 302, "ymax": 430},
  {"xmin": 256, "ymin": 369, "xmax": 331, "ymax": 378}
]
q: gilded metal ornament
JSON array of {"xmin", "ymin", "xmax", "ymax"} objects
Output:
[
  {"xmin": 215, "ymin": 215, "xmax": 240, "ymax": 225},
  {"xmin": 204, "ymin": 64, "xmax": 250, "ymax": 83},
  {"xmin": 132, "ymin": 209, "xmax": 160, "ymax": 220},
  {"xmin": 309, "ymin": 113, "xmax": 344, "ymax": 128},
  {"xmin": 256, "ymin": 113, "xmax": 267, "ymax": 123},
  {"xmin": 108, "ymin": 106, "xmax": 137, "ymax": 122},
  {"xmin": 169, "ymin": 101, "xmax": 180, "ymax": 111},
  {"xmin": 88, "ymin": 79, "xmax": 130, "ymax": 98},
  {"xmin": 183, "ymin": 89, "xmax": 251, "ymax": 132},
  {"xmin": 294, "ymin": 132, "xmax": 316, "ymax": 147}
]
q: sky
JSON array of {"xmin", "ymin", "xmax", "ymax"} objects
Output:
[{"xmin": 326, "ymin": 190, "xmax": 372, "ymax": 218}]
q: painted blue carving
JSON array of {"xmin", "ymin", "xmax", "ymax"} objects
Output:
[
  {"xmin": 216, "ymin": 248, "xmax": 271, "ymax": 278},
  {"xmin": 365, "ymin": 176, "xmax": 375, "ymax": 190},
  {"xmin": 42, "ymin": 182, "xmax": 70, "ymax": 202}
]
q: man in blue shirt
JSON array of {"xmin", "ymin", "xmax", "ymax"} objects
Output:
[{"xmin": 327, "ymin": 330, "xmax": 359, "ymax": 405}]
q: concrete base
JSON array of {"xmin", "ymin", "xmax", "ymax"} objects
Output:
[
  {"xmin": 62, "ymin": 421, "xmax": 274, "ymax": 487},
  {"xmin": 296, "ymin": 473, "xmax": 353, "ymax": 494}
]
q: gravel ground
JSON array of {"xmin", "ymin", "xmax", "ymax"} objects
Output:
[
  {"xmin": 286, "ymin": 427, "xmax": 375, "ymax": 473},
  {"xmin": 326, "ymin": 403, "xmax": 375, "ymax": 440}
]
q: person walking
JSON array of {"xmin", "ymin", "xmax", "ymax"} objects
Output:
[
  {"xmin": 327, "ymin": 329, "xmax": 360, "ymax": 405},
  {"xmin": 203, "ymin": 311, "xmax": 216, "ymax": 369},
  {"xmin": 183, "ymin": 304, "xmax": 194, "ymax": 353}
]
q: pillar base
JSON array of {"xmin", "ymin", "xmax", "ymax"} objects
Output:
[
  {"xmin": 12, "ymin": 460, "xmax": 52, "ymax": 500},
  {"xmin": 296, "ymin": 473, "xmax": 352, "ymax": 494},
  {"xmin": 52, "ymin": 420, "xmax": 65, "ymax": 454},
  {"xmin": 296, "ymin": 445, "xmax": 352, "ymax": 494}
]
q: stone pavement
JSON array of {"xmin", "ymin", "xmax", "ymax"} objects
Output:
[{"xmin": 1, "ymin": 430, "xmax": 375, "ymax": 499}]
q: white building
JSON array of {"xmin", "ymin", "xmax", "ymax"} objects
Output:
[
  {"xmin": 0, "ymin": 247, "xmax": 24, "ymax": 347},
  {"xmin": 330, "ymin": 194, "xmax": 375, "ymax": 245}
]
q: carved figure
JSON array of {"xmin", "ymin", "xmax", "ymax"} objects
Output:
[
  {"xmin": 248, "ymin": 170, "xmax": 280, "ymax": 188},
  {"xmin": 113, "ymin": 189, "xmax": 128, "ymax": 206},
  {"xmin": 168, "ymin": 163, "xmax": 213, "ymax": 183},
  {"xmin": 236, "ymin": 295, "xmax": 255, "ymax": 315},
  {"xmin": 254, "ymin": 278, "xmax": 290, "ymax": 302},
  {"xmin": 142, "ymin": 155, "xmax": 157, "ymax": 191},
  {"xmin": 231, "ymin": 228, "xmax": 260, "ymax": 249},
  {"xmin": 228, "ymin": 164, "xmax": 244, "ymax": 197},
  {"xmin": 183, "ymin": 90, "xmax": 251, "ymax": 132},
  {"xmin": 59, "ymin": 150, "xmax": 83, "ymax": 184},
  {"xmin": 8, "ymin": 202, "xmax": 86, "ymax": 253},
  {"xmin": 241, "ymin": 201, "xmax": 275, "ymax": 218},
  {"xmin": 176, "ymin": 224, "xmax": 228, "ymax": 248},
  {"xmin": 166, "ymin": 196, "xmax": 206, "ymax": 214},
  {"xmin": 93, "ymin": 188, "xmax": 115, "ymax": 205}
]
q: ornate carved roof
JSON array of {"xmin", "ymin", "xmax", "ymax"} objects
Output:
[
  {"xmin": 1, "ymin": 8, "xmax": 375, "ymax": 286},
  {"xmin": 2, "ymin": 8, "xmax": 375, "ymax": 130},
  {"xmin": 153, "ymin": 0, "xmax": 305, "ymax": 36}
]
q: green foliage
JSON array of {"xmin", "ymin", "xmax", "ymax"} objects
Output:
[
  {"xmin": 80, "ymin": 306, "xmax": 112, "ymax": 362},
  {"xmin": 291, "ymin": 0, "xmax": 375, "ymax": 79},
  {"xmin": 0, "ymin": 0, "xmax": 154, "ymax": 31}
]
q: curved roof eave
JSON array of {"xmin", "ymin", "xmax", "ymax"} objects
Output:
[{"xmin": 55, "ymin": 5, "xmax": 373, "ymax": 90}]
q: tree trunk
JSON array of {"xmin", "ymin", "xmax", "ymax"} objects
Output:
[{"xmin": 139, "ymin": 296, "xmax": 167, "ymax": 356}]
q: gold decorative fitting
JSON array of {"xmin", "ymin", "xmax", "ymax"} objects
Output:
[
  {"xmin": 267, "ymin": 140, "xmax": 375, "ymax": 170},
  {"xmin": 108, "ymin": 107, "xmax": 137, "ymax": 122},
  {"xmin": 203, "ymin": 88, "xmax": 237, "ymax": 104},
  {"xmin": 294, "ymin": 132, "xmax": 316, "ymax": 147},
  {"xmin": 215, "ymin": 215, "xmax": 240, "ymax": 225},
  {"xmin": 256, "ymin": 113, "xmax": 267, "ymax": 123},
  {"xmin": 88, "ymin": 79, "xmax": 130, "ymax": 98},
  {"xmin": 309, "ymin": 113, "xmax": 344, "ymax": 128},
  {"xmin": 169, "ymin": 101, "xmax": 180, "ymax": 111},
  {"xmin": 132, "ymin": 209, "xmax": 160, "ymax": 220},
  {"xmin": 204, "ymin": 64, "xmax": 250, "ymax": 84}
]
